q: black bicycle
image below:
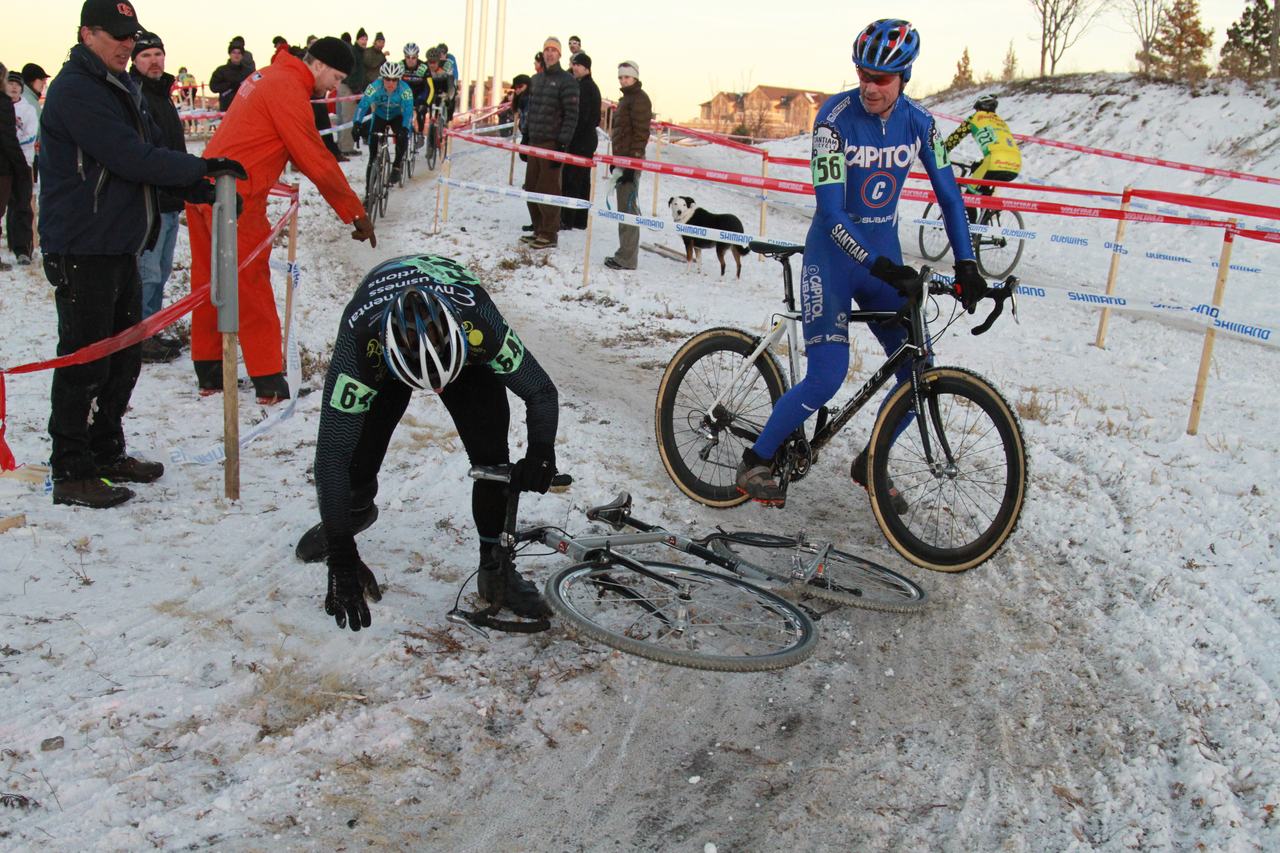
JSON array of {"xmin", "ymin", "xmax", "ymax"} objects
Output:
[
  {"xmin": 918, "ymin": 161, "xmax": 1026, "ymax": 280},
  {"xmin": 363, "ymin": 126, "xmax": 394, "ymax": 224},
  {"xmin": 655, "ymin": 241, "xmax": 1027, "ymax": 573},
  {"xmin": 425, "ymin": 103, "xmax": 446, "ymax": 171}
]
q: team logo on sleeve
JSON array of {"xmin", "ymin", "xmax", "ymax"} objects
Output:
[{"xmin": 812, "ymin": 125, "xmax": 841, "ymax": 155}]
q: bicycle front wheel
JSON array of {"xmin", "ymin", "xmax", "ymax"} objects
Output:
[
  {"xmin": 655, "ymin": 328, "xmax": 788, "ymax": 507},
  {"xmin": 426, "ymin": 127, "xmax": 439, "ymax": 170},
  {"xmin": 917, "ymin": 202, "xmax": 951, "ymax": 262},
  {"xmin": 976, "ymin": 209, "xmax": 1026, "ymax": 280},
  {"xmin": 364, "ymin": 167, "xmax": 382, "ymax": 225},
  {"xmin": 868, "ymin": 366, "xmax": 1026, "ymax": 572},
  {"xmin": 710, "ymin": 533, "xmax": 926, "ymax": 613},
  {"xmin": 545, "ymin": 559, "xmax": 817, "ymax": 672},
  {"xmin": 378, "ymin": 157, "xmax": 391, "ymax": 216}
]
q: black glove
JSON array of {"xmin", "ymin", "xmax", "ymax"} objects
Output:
[
  {"xmin": 325, "ymin": 541, "xmax": 377, "ymax": 632},
  {"xmin": 512, "ymin": 443, "xmax": 556, "ymax": 494},
  {"xmin": 519, "ymin": 152, "xmax": 528, "ymax": 163},
  {"xmin": 184, "ymin": 180, "xmax": 243, "ymax": 216},
  {"xmin": 870, "ymin": 256, "xmax": 920, "ymax": 291},
  {"xmin": 954, "ymin": 259, "xmax": 988, "ymax": 314},
  {"xmin": 203, "ymin": 157, "xmax": 247, "ymax": 180},
  {"xmin": 620, "ymin": 168, "xmax": 637, "ymax": 183}
]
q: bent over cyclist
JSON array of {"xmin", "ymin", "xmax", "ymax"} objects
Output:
[
  {"xmin": 944, "ymin": 93, "xmax": 1022, "ymax": 223},
  {"xmin": 736, "ymin": 19, "xmax": 987, "ymax": 507},
  {"xmin": 354, "ymin": 61, "xmax": 414, "ymax": 183},
  {"xmin": 298, "ymin": 254, "xmax": 561, "ymax": 632}
]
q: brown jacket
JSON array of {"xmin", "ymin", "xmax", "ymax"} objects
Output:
[{"xmin": 611, "ymin": 81, "xmax": 652, "ymax": 159}]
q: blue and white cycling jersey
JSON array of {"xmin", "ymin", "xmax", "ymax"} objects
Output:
[{"xmin": 354, "ymin": 81, "xmax": 415, "ymax": 133}]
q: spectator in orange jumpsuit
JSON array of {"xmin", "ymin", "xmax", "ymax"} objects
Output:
[{"xmin": 188, "ymin": 36, "xmax": 376, "ymax": 402}]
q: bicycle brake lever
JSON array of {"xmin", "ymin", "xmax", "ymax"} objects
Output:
[{"xmin": 446, "ymin": 609, "xmax": 490, "ymax": 639}]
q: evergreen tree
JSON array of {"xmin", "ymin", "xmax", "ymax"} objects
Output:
[
  {"xmin": 1150, "ymin": 0, "xmax": 1214, "ymax": 81},
  {"xmin": 1002, "ymin": 41, "xmax": 1020, "ymax": 80},
  {"xmin": 1220, "ymin": 0, "xmax": 1274, "ymax": 80},
  {"xmin": 952, "ymin": 48, "xmax": 976, "ymax": 89}
]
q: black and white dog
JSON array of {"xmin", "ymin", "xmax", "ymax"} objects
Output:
[{"xmin": 668, "ymin": 196, "xmax": 749, "ymax": 279}]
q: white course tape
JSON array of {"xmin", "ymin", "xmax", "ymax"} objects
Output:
[{"xmin": 170, "ymin": 262, "xmax": 306, "ymax": 466}]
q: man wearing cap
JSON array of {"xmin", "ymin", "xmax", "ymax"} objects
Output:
[
  {"xmin": 605, "ymin": 61, "xmax": 652, "ymax": 271},
  {"xmin": 561, "ymin": 52, "xmax": 600, "ymax": 231},
  {"xmin": 210, "ymin": 41, "xmax": 253, "ymax": 112},
  {"xmin": 362, "ymin": 32, "xmax": 390, "ymax": 88},
  {"xmin": 40, "ymin": 0, "xmax": 248, "ymax": 509},
  {"xmin": 186, "ymin": 36, "xmax": 376, "ymax": 404},
  {"xmin": 520, "ymin": 37, "xmax": 579, "ymax": 250},
  {"xmin": 20, "ymin": 64, "xmax": 48, "ymax": 114},
  {"xmin": 4, "ymin": 71, "xmax": 36, "ymax": 266},
  {"xmin": 129, "ymin": 31, "xmax": 187, "ymax": 362}
]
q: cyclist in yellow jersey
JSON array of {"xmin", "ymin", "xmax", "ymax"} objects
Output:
[{"xmin": 943, "ymin": 94, "xmax": 1021, "ymax": 222}]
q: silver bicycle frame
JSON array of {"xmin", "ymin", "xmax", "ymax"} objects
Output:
[{"xmin": 701, "ymin": 311, "xmax": 804, "ymax": 423}]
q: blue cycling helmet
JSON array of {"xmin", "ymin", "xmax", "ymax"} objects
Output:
[{"xmin": 853, "ymin": 19, "xmax": 920, "ymax": 82}]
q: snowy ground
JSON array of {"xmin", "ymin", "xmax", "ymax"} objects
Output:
[{"xmin": 1, "ymin": 74, "xmax": 1277, "ymax": 850}]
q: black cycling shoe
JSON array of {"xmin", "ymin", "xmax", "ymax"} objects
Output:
[
  {"xmin": 735, "ymin": 448, "xmax": 786, "ymax": 507},
  {"xmin": 851, "ymin": 448, "xmax": 909, "ymax": 514},
  {"xmin": 478, "ymin": 564, "xmax": 552, "ymax": 620},
  {"xmin": 295, "ymin": 504, "xmax": 380, "ymax": 563}
]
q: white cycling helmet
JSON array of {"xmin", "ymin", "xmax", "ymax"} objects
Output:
[
  {"xmin": 381, "ymin": 286, "xmax": 468, "ymax": 391},
  {"xmin": 404, "ymin": 43, "xmax": 420, "ymax": 58},
  {"xmin": 380, "ymin": 61, "xmax": 405, "ymax": 80}
]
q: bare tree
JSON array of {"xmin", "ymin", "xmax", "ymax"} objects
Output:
[
  {"xmin": 1120, "ymin": 0, "xmax": 1166, "ymax": 73},
  {"xmin": 1027, "ymin": 0, "xmax": 1111, "ymax": 75}
]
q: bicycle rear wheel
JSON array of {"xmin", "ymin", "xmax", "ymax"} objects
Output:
[
  {"xmin": 545, "ymin": 559, "xmax": 817, "ymax": 672},
  {"xmin": 655, "ymin": 328, "xmax": 788, "ymax": 507},
  {"xmin": 427, "ymin": 126, "xmax": 439, "ymax": 170},
  {"xmin": 709, "ymin": 533, "xmax": 926, "ymax": 613},
  {"xmin": 917, "ymin": 202, "xmax": 951, "ymax": 262},
  {"xmin": 976, "ymin": 209, "xmax": 1026, "ymax": 280},
  {"xmin": 868, "ymin": 366, "xmax": 1026, "ymax": 572}
]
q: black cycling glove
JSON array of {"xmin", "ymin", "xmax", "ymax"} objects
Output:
[
  {"xmin": 203, "ymin": 157, "xmax": 248, "ymax": 180},
  {"xmin": 954, "ymin": 260, "xmax": 988, "ymax": 314},
  {"xmin": 513, "ymin": 443, "xmax": 557, "ymax": 494},
  {"xmin": 870, "ymin": 256, "xmax": 920, "ymax": 291},
  {"xmin": 325, "ymin": 541, "xmax": 378, "ymax": 632}
]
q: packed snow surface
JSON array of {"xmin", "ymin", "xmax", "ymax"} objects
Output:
[{"xmin": 1, "ymin": 74, "xmax": 1277, "ymax": 850}]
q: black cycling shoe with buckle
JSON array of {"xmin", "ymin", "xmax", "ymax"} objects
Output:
[
  {"xmin": 478, "ymin": 564, "xmax": 552, "ymax": 620},
  {"xmin": 851, "ymin": 448, "xmax": 909, "ymax": 514},
  {"xmin": 736, "ymin": 448, "xmax": 786, "ymax": 507}
]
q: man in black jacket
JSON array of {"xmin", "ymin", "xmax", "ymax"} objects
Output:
[
  {"xmin": 0, "ymin": 62, "xmax": 27, "ymax": 274},
  {"xmin": 40, "ymin": 0, "xmax": 245, "ymax": 508},
  {"xmin": 129, "ymin": 31, "xmax": 184, "ymax": 363},
  {"xmin": 561, "ymin": 52, "xmax": 599, "ymax": 231},
  {"xmin": 520, "ymin": 37, "xmax": 578, "ymax": 249},
  {"xmin": 210, "ymin": 41, "xmax": 253, "ymax": 112}
]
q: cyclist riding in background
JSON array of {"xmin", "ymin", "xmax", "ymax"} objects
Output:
[
  {"xmin": 401, "ymin": 43, "xmax": 434, "ymax": 136},
  {"xmin": 736, "ymin": 18, "xmax": 987, "ymax": 508},
  {"xmin": 437, "ymin": 43, "xmax": 460, "ymax": 118},
  {"xmin": 354, "ymin": 61, "xmax": 415, "ymax": 183},
  {"xmin": 944, "ymin": 93, "xmax": 1022, "ymax": 223},
  {"xmin": 426, "ymin": 49, "xmax": 457, "ymax": 124},
  {"xmin": 297, "ymin": 254, "xmax": 561, "ymax": 633}
]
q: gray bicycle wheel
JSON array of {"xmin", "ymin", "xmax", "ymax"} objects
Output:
[
  {"xmin": 918, "ymin": 202, "xmax": 951, "ymax": 262},
  {"xmin": 545, "ymin": 559, "xmax": 817, "ymax": 672},
  {"xmin": 710, "ymin": 533, "xmax": 927, "ymax": 613},
  {"xmin": 976, "ymin": 209, "xmax": 1026, "ymax": 280}
]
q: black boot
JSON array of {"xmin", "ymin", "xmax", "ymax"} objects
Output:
[
  {"xmin": 252, "ymin": 373, "xmax": 290, "ymax": 405},
  {"xmin": 194, "ymin": 360, "xmax": 222, "ymax": 395},
  {"xmin": 478, "ymin": 562, "xmax": 552, "ymax": 620},
  {"xmin": 295, "ymin": 504, "xmax": 380, "ymax": 563},
  {"xmin": 52, "ymin": 478, "xmax": 135, "ymax": 508},
  {"xmin": 97, "ymin": 455, "xmax": 164, "ymax": 484}
]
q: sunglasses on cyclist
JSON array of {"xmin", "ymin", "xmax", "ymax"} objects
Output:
[{"xmin": 856, "ymin": 69, "xmax": 899, "ymax": 86}]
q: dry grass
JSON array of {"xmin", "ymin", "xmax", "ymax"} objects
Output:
[{"xmin": 1016, "ymin": 389, "xmax": 1053, "ymax": 423}]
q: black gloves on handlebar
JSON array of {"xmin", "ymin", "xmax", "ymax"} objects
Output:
[
  {"xmin": 513, "ymin": 442, "xmax": 557, "ymax": 494},
  {"xmin": 870, "ymin": 256, "xmax": 920, "ymax": 292},
  {"xmin": 325, "ymin": 539, "xmax": 380, "ymax": 632},
  {"xmin": 954, "ymin": 259, "xmax": 989, "ymax": 314},
  {"xmin": 203, "ymin": 157, "xmax": 248, "ymax": 180}
]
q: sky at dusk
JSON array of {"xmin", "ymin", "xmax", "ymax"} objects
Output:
[{"xmin": 4, "ymin": 1, "xmax": 1243, "ymax": 122}]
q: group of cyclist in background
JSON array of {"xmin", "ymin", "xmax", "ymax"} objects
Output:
[{"xmin": 352, "ymin": 42, "xmax": 457, "ymax": 185}]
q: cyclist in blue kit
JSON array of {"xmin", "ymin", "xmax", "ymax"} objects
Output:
[{"xmin": 736, "ymin": 19, "xmax": 988, "ymax": 507}]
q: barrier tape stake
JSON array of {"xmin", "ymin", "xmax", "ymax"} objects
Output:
[
  {"xmin": 442, "ymin": 150, "xmax": 453, "ymax": 226},
  {"xmin": 282, "ymin": 193, "xmax": 299, "ymax": 367},
  {"xmin": 651, "ymin": 130, "xmax": 664, "ymax": 217},
  {"xmin": 1187, "ymin": 219, "xmax": 1237, "ymax": 436},
  {"xmin": 583, "ymin": 164, "xmax": 597, "ymax": 288},
  {"xmin": 212, "ymin": 174, "xmax": 241, "ymax": 500},
  {"xmin": 1095, "ymin": 185, "xmax": 1132, "ymax": 349},
  {"xmin": 508, "ymin": 131, "xmax": 517, "ymax": 186},
  {"xmin": 759, "ymin": 155, "xmax": 769, "ymax": 248}
]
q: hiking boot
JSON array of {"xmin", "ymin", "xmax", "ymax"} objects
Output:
[
  {"xmin": 251, "ymin": 373, "xmax": 290, "ymax": 405},
  {"xmin": 529, "ymin": 237, "xmax": 556, "ymax": 250},
  {"xmin": 478, "ymin": 563, "xmax": 552, "ymax": 620},
  {"xmin": 851, "ymin": 448, "xmax": 908, "ymax": 514},
  {"xmin": 604, "ymin": 257, "xmax": 634, "ymax": 271},
  {"xmin": 52, "ymin": 478, "xmax": 135, "ymax": 508},
  {"xmin": 141, "ymin": 337, "xmax": 181, "ymax": 364},
  {"xmin": 735, "ymin": 448, "xmax": 786, "ymax": 507},
  {"xmin": 16, "ymin": 253, "xmax": 32, "ymax": 266},
  {"xmin": 194, "ymin": 359, "xmax": 222, "ymax": 395},
  {"xmin": 519, "ymin": 234, "xmax": 538, "ymax": 244},
  {"xmin": 97, "ymin": 455, "xmax": 164, "ymax": 484},
  {"xmin": 295, "ymin": 504, "xmax": 380, "ymax": 563}
]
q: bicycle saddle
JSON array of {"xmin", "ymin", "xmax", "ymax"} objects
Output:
[
  {"xmin": 586, "ymin": 492, "xmax": 632, "ymax": 530},
  {"xmin": 748, "ymin": 240, "xmax": 804, "ymax": 258}
]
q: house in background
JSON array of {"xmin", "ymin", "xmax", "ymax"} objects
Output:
[{"xmin": 692, "ymin": 84, "xmax": 828, "ymax": 139}]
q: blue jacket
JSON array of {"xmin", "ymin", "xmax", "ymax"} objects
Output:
[
  {"xmin": 354, "ymin": 81, "xmax": 414, "ymax": 133},
  {"xmin": 38, "ymin": 45, "xmax": 208, "ymax": 256}
]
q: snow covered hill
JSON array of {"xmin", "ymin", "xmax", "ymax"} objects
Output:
[{"xmin": 0, "ymin": 73, "xmax": 1276, "ymax": 849}]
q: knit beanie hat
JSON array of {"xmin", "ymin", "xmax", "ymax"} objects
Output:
[
  {"xmin": 308, "ymin": 36, "xmax": 356, "ymax": 75},
  {"xmin": 132, "ymin": 31, "xmax": 164, "ymax": 58},
  {"xmin": 375, "ymin": 32, "xmax": 385, "ymax": 42},
  {"xmin": 571, "ymin": 52, "xmax": 591, "ymax": 70},
  {"xmin": 356, "ymin": 28, "xmax": 368, "ymax": 40},
  {"xmin": 618, "ymin": 61, "xmax": 639, "ymax": 78},
  {"xmin": 543, "ymin": 37, "xmax": 562, "ymax": 50}
]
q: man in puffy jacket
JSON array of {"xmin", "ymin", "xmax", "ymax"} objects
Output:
[
  {"xmin": 520, "ymin": 37, "xmax": 578, "ymax": 250},
  {"xmin": 186, "ymin": 36, "xmax": 377, "ymax": 404},
  {"xmin": 40, "ymin": 0, "xmax": 247, "ymax": 509},
  {"xmin": 605, "ymin": 61, "xmax": 652, "ymax": 270}
]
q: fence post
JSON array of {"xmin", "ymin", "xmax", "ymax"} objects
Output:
[
  {"xmin": 651, "ymin": 129, "xmax": 664, "ymax": 216},
  {"xmin": 1187, "ymin": 220, "xmax": 1237, "ymax": 436},
  {"xmin": 210, "ymin": 174, "xmax": 240, "ymax": 500},
  {"xmin": 582, "ymin": 163, "xmax": 597, "ymax": 288},
  {"xmin": 1094, "ymin": 185, "xmax": 1132, "ymax": 349},
  {"xmin": 281, "ymin": 192, "xmax": 299, "ymax": 367},
  {"xmin": 759, "ymin": 154, "xmax": 769, "ymax": 241}
]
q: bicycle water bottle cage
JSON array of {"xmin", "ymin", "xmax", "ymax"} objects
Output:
[{"xmin": 586, "ymin": 493, "xmax": 632, "ymax": 530}]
